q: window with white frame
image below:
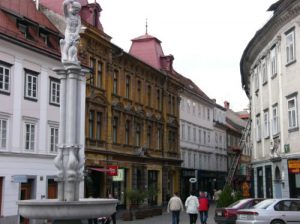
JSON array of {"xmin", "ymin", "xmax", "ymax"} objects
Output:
[
  {"xmin": 49, "ymin": 125, "xmax": 58, "ymax": 153},
  {"xmin": 270, "ymin": 47, "xmax": 277, "ymax": 77},
  {"xmin": 0, "ymin": 61, "xmax": 11, "ymax": 94},
  {"xmin": 272, "ymin": 105, "xmax": 279, "ymax": 135},
  {"xmin": 181, "ymin": 123, "xmax": 185, "ymax": 139},
  {"xmin": 49, "ymin": 78, "xmax": 60, "ymax": 105},
  {"xmin": 198, "ymin": 129, "xmax": 201, "ymax": 144},
  {"xmin": 187, "ymin": 126, "xmax": 191, "ymax": 141},
  {"xmin": 0, "ymin": 118, "xmax": 8, "ymax": 150},
  {"xmin": 187, "ymin": 100, "xmax": 191, "ymax": 113},
  {"xmin": 261, "ymin": 59, "xmax": 267, "ymax": 84},
  {"xmin": 256, "ymin": 114, "xmax": 261, "ymax": 141},
  {"xmin": 254, "ymin": 68, "xmax": 259, "ymax": 92},
  {"xmin": 192, "ymin": 102, "xmax": 196, "ymax": 115},
  {"xmin": 286, "ymin": 29, "xmax": 295, "ymax": 64},
  {"xmin": 24, "ymin": 122, "xmax": 36, "ymax": 151},
  {"xmin": 263, "ymin": 110, "xmax": 270, "ymax": 138},
  {"xmin": 287, "ymin": 96, "xmax": 298, "ymax": 129},
  {"xmin": 24, "ymin": 69, "xmax": 38, "ymax": 100}
]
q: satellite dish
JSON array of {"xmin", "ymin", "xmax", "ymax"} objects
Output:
[{"xmin": 189, "ymin": 177, "xmax": 197, "ymax": 183}]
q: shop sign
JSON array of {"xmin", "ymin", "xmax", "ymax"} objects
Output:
[
  {"xmin": 113, "ymin": 169, "xmax": 124, "ymax": 181},
  {"xmin": 189, "ymin": 177, "xmax": 197, "ymax": 183},
  {"xmin": 11, "ymin": 175, "xmax": 27, "ymax": 183},
  {"xmin": 107, "ymin": 165, "xmax": 118, "ymax": 176},
  {"xmin": 288, "ymin": 160, "xmax": 300, "ymax": 173},
  {"xmin": 284, "ymin": 144, "xmax": 290, "ymax": 153}
]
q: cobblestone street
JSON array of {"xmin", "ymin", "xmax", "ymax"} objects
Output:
[{"xmin": 117, "ymin": 202, "xmax": 216, "ymax": 224}]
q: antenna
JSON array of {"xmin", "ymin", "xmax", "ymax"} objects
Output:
[{"xmin": 145, "ymin": 18, "xmax": 148, "ymax": 34}]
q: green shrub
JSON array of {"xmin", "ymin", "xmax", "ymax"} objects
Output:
[{"xmin": 216, "ymin": 185, "xmax": 244, "ymax": 208}]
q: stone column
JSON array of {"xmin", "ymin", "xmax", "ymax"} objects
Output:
[{"xmin": 53, "ymin": 63, "xmax": 85, "ymax": 202}]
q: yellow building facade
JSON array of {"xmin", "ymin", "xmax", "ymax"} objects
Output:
[{"xmin": 79, "ymin": 14, "xmax": 182, "ymax": 209}]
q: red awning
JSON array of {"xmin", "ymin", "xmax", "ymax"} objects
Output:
[{"xmin": 89, "ymin": 167, "xmax": 108, "ymax": 172}]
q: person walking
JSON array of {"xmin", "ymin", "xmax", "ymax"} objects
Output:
[
  {"xmin": 167, "ymin": 192, "xmax": 184, "ymax": 224},
  {"xmin": 185, "ymin": 190, "xmax": 199, "ymax": 224},
  {"xmin": 108, "ymin": 193, "xmax": 117, "ymax": 224},
  {"xmin": 198, "ymin": 191, "xmax": 209, "ymax": 224}
]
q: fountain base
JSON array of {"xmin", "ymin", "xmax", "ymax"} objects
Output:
[{"xmin": 18, "ymin": 198, "xmax": 118, "ymax": 221}]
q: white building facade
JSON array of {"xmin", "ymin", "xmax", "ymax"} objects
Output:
[
  {"xmin": 179, "ymin": 77, "xmax": 227, "ymax": 199},
  {"xmin": 240, "ymin": 0, "xmax": 300, "ymax": 198},
  {"xmin": 0, "ymin": 1, "xmax": 85, "ymax": 223}
]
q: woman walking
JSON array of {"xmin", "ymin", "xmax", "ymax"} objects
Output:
[
  {"xmin": 198, "ymin": 191, "xmax": 209, "ymax": 224},
  {"xmin": 185, "ymin": 191, "xmax": 199, "ymax": 224}
]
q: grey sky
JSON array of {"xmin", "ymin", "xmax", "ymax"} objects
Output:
[{"xmin": 90, "ymin": 0, "xmax": 275, "ymax": 111}]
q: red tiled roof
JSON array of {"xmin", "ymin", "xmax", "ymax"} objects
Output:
[
  {"xmin": 129, "ymin": 33, "xmax": 164, "ymax": 69},
  {"xmin": 0, "ymin": 0, "xmax": 59, "ymax": 32},
  {"xmin": 0, "ymin": 0, "xmax": 61, "ymax": 57}
]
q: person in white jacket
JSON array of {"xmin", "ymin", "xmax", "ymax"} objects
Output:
[
  {"xmin": 185, "ymin": 191, "xmax": 199, "ymax": 224},
  {"xmin": 167, "ymin": 192, "xmax": 184, "ymax": 224}
]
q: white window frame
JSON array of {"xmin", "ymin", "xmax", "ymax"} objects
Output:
[
  {"xmin": 24, "ymin": 121, "xmax": 36, "ymax": 151},
  {"xmin": 261, "ymin": 59, "xmax": 267, "ymax": 84},
  {"xmin": 181, "ymin": 123, "xmax": 185, "ymax": 140},
  {"xmin": 0, "ymin": 62, "xmax": 11, "ymax": 94},
  {"xmin": 256, "ymin": 114, "xmax": 261, "ymax": 141},
  {"xmin": 49, "ymin": 78, "xmax": 60, "ymax": 106},
  {"xmin": 254, "ymin": 68, "xmax": 259, "ymax": 92},
  {"xmin": 24, "ymin": 70, "xmax": 38, "ymax": 100},
  {"xmin": 270, "ymin": 47, "xmax": 277, "ymax": 77},
  {"xmin": 287, "ymin": 96, "xmax": 298, "ymax": 129},
  {"xmin": 263, "ymin": 110, "xmax": 270, "ymax": 138},
  {"xmin": 272, "ymin": 105, "xmax": 279, "ymax": 135},
  {"xmin": 49, "ymin": 122, "xmax": 59, "ymax": 153},
  {"xmin": 0, "ymin": 115, "xmax": 9, "ymax": 150},
  {"xmin": 286, "ymin": 29, "xmax": 295, "ymax": 64}
]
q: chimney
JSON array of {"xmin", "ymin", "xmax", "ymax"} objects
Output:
[
  {"xmin": 224, "ymin": 101, "xmax": 230, "ymax": 109},
  {"xmin": 35, "ymin": 0, "xmax": 39, "ymax": 10}
]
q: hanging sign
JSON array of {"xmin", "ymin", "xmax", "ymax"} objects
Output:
[{"xmin": 107, "ymin": 165, "xmax": 118, "ymax": 176}]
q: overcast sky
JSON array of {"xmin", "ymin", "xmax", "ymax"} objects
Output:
[{"xmin": 89, "ymin": 0, "xmax": 275, "ymax": 111}]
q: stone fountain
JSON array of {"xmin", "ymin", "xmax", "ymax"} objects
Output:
[{"xmin": 17, "ymin": 1, "xmax": 117, "ymax": 223}]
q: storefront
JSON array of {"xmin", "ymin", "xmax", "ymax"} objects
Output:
[{"xmin": 288, "ymin": 159, "xmax": 300, "ymax": 198}]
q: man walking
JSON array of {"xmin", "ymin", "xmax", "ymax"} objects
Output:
[{"xmin": 167, "ymin": 192, "xmax": 184, "ymax": 224}]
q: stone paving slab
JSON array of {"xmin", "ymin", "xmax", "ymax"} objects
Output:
[{"xmin": 116, "ymin": 202, "xmax": 216, "ymax": 224}]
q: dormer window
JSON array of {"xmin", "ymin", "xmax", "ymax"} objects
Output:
[
  {"xmin": 17, "ymin": 22, "xmax": 33, "ymax": 40},
  {"xmin": 40, "ymin": 32, "xmax": 48, "ymax": 45},
  {"xmin": 93, "ymin": 9, "xmax": 98, "ymax": 27},
  {"xmin": 18, "ymin": 23, "xmax": 28, "ymax": 38}
]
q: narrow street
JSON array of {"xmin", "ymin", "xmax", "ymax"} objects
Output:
[{"xmin": 117, "ymin": 202, "xmax": 216, "ymax": 224}]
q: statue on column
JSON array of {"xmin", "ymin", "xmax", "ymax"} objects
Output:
[{"xmin": 60, "ymin": 0, "xmax": 81, "ymax": 64}]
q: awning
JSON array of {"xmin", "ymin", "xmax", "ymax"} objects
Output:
[{"xmin": 89, "ymin": 166, "xmax": 118, "ymax": 176}]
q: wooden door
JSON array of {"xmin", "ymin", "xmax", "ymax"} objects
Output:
[
  {"xmin": 47, "ymin": 179, "xmax": 57, "ymax": 199},
  {"xmin": 20, "ymin": 182, "xmax": 31, "ymax": 224}
]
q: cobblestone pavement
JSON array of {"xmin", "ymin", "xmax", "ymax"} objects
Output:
[{"xmin": 117, "ymin": 202, "xmax": 216, "ymax": 224}]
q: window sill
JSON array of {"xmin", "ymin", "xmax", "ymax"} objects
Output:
[
  {"xmin": 24, "ymin": 96, "xmax": 38, "ymax": 102},
  {"xmin": 49, "ymin": 102, "xmax": 60, "ymax": 107},
  {"xmin": 288, "ymin": 127, "xmax": 299, "ymax": 133},
  {"xmin": 0, "ymin": 90, "xmax": 10, "ymax": 96},
  {"xmin": 271, "ymin": 73, "xmax": 277, "ymax": 80},
  {"xmin": 286, "ymin": 59, "xmax": 296, "ymax": 67}
]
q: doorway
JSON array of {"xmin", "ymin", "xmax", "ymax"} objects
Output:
[{"xmin": 20, "ymin": 179, "xmax": 34, "ymax": 224}]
